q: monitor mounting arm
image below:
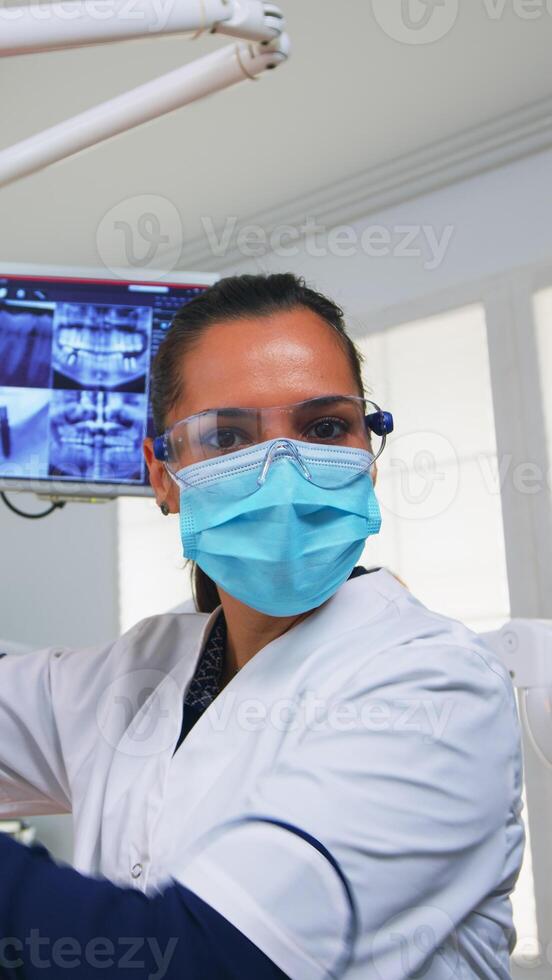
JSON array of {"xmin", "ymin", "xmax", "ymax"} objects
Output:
[{"xmin": 0, "ymin": 0, "xmax": 289, "ymax": 189}]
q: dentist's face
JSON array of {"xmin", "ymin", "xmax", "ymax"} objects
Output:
[{"xmin": 144, "ymin": 306, "xmax": 374, "ymax": 511}]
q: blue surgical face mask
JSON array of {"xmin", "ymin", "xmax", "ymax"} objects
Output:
[{"xmin": 175, "ymin": 438, "xmax": 382, "ymax": 617}]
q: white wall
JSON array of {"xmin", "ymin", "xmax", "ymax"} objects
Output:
[
  {"xmin": 219, "ymin": 145, "xmax": 552, "ymax": 314},
  {"xmin": 0, "ymin": 496, "xmax": 119, "ymax": 648}
]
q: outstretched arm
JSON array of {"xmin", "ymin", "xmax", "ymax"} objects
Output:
[{"xmin": 0, "ymin": 832, "xmax": 289, "ymax": 979}]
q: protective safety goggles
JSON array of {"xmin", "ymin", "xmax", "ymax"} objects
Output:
[{"xmin": 153, "ymin": 395, "xmax": 394, "ymax": 482}]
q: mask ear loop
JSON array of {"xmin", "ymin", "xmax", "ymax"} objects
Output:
[
  {"xmin": 373, "ymin": 433, "xmax": 385, "ymax": 464},
  {"xmin": 165, "ymin": 463, "xmax": 183, "ymax": 489}
]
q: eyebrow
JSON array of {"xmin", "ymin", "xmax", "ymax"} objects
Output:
[
  {"xmin": 292, "ymin": 396, "xmax": 357, "ymax": 410},
  {"xmin": 197, "ymin": 396, "xmax": 359, "ymax": 416}
]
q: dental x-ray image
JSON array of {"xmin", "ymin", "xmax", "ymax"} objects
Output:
[
  {"xmin": 0, "ymin": 387, "xmax": 50, "ymax": 479},
  {"xmin": 48, "ymin": 390, "xmax": 146, "ymax": 482},
  {"xmin": 51, "ymin": 303, "xmax": 152, "ymax": 393},
  {"xmin": 0, "ymin": 302, "xmax": 54, "ymax": 388}
]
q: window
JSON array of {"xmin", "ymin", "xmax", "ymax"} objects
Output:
[{"xmin": 357, "ymin": 304, "xmax": 510, "ymax": 632}]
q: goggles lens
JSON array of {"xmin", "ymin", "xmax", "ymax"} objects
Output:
[{"xmin": 155, "ymin": 396, "xmax": 393, "ymax": 478}]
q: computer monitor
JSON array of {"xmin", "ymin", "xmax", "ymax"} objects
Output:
[{"xmin": 0, "ymin": 265, "xmax": 217, "ymax": 498}]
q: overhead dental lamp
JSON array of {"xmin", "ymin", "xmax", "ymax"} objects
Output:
[{"xmin": 0, "ymin": 0, "xmax": 290, "ymax": 189}]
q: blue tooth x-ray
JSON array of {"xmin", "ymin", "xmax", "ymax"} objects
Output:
[
  {"xmin": 0, "ymin": 271, "xmax": 210, "ymax": 490},
  {"xmin": 0, "ymin": 303, "xmax": 54, "ymax": 388},
  {"xmin": 0, "ymin": 388, "xmax": 51, "ymax": 479},
  {"xmin": 48, "ymin": 390, "xmax": 146, "ymax": 481},
  {"xmin": 52, "ymin": 303, "xmax": 152, "ymax": 393}
]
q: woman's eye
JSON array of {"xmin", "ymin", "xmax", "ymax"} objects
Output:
[
  {"xmin": 217, "ymin": 429, "xmax": 240, "ymax": 449},
  {"xmin": 204, "ymin": 428, "xmax": 250, "ymax": 452},
  {"xmin": 306, "ymin": 417, "xmax": 348, "ymax": 440}
]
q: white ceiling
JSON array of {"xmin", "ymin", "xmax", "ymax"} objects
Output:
[{"xmin": 2, "ymin": 0, "xmax": 552, "ymax": 268}]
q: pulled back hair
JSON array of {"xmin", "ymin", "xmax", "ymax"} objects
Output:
[{"xmin": 150, "ymin": 272, "xmax": 365, "ymax": 613}]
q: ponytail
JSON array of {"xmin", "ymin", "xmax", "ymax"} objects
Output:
[{"xmin": 192, "ymin": 563, "xmax": 221, "ymax": 613}]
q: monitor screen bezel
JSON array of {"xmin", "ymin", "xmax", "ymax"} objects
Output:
[{"xmin": 0, "ymin": 263, "xmax": 218, "ymax": 499}]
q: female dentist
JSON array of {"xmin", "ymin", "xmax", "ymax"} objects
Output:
[{"xmin": 0, "ymin": 273, "xmax": 524, "ymax": 979}]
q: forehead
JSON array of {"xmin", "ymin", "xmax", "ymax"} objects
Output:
[{"xmin": 170, "ymin": 307, "xmax": 359, "ymax": 421}]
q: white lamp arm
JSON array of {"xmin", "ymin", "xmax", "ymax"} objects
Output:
[
  {"xmin": 0, "ymin": 33, "xmax": 289, "ymax": 189},
  {"xmin": 0, "ymin": 0, "xmax": 282, "ymax": 57},
  {"xmin": 213, "ymin": 0, "xmax": 284, "ymax": 40}
]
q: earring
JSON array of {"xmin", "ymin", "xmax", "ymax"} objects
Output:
[{"xmin": 159, "ymin": 501, "xmax": 170, "ymax": 516}]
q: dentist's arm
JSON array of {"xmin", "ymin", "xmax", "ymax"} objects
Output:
[{"xmin": 0, "ymin": 833, "xmax": 290, "ymax": 979}]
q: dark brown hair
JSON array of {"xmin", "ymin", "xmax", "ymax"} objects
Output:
[{"xmin": 150, "ymin": 272, "xmax": 365, "ymax": 613}]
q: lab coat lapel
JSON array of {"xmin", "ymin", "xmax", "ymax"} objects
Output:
[
  {"xmin": 162, "ymin": 570, "xmax": 400, "ymax": 847},
  {"xmin": 99, "ymin": 609, "xmax": 218, "ymax": 884}
]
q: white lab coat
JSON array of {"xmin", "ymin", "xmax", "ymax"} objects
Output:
[{"xmin": 0, "ymin": 569, "xmax": 524, "ymax": 980}]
